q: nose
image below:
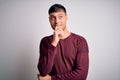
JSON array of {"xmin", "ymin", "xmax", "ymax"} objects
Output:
[{"xmin": 55, "ymin": 17, "xmax": 60, "ymax": 25}]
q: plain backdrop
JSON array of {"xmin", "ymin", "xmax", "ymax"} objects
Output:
[{"xmin": 0, "ymin": 0, "xmax": 120, "ymax": 80}]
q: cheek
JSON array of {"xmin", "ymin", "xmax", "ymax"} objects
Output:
[
  {"xmin": 62, "ymin": 19, "xmax": 66, "ymax": 25},
  {"xmin": 50, "ymin": 21, "xmax": 54, "ymax": 25},
  {"xmin": 50, "ymin": 22, "xmax": 55, "ymax": 29}
]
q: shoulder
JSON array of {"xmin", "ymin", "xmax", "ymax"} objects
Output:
[
  {"xmin": 71, "ymin": 33, "xmax": 89, "ymax": 52},
  {"xmin": 71, "ymin": 33, "xmax": 88, "ymax": 48},
  {"xmin": 40, "ymin": 35, "xmax": 53, "ymax": 43},
  {"xmin": 71, "ymin": 33, "xmax": 87, "ymax": 42}
]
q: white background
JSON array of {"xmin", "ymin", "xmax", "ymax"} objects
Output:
[{"xmin": 0, "ymin": 0, "xmax": 120, "ymax": 80}]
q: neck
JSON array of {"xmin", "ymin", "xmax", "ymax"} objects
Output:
[{"xmin": 59, "ymin": 28, "xmax": 71, "ymax": 39}]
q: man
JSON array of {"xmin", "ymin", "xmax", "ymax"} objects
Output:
[{"xmin": 37, "ymin": 4, "xmax": 89, "ymax": 80}]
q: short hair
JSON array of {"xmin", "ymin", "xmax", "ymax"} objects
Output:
[{"xmin": 48, "ymin": 4, "xmax": 66, "ymax": 15}]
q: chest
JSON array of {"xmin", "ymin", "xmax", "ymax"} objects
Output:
[{"xmin": 56, "ymin": 40, "xmax": 77, "ymax": 62}]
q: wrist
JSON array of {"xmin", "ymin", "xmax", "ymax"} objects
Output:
[
  {"xmin": 51, "ymin": 75, "xmax": 57, "ymax": 80},
  {"xmin": 52, "ymin": 41, "xmax": 58, "ymax": 47}
]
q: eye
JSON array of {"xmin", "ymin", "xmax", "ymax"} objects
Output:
[
  {"xmin": 59, "ymin": 16, "xmax": 63, "ymax": 19},
  {"xmin": 50, "ymin": 16, "xmax": 55, "ymax": 21}
]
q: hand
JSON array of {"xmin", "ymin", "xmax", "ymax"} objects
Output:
[
  {"xmin": 37, "ymin": 74, "xmax": 51, "ymax": 80},
  {"xmin": 52, "ymin": 26, "xmax": 64, "ymax": 46}
]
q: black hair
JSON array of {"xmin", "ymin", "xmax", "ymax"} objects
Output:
[{"xmin": 48, "ymin": 4, "xmax": 66, "ymax": 15}]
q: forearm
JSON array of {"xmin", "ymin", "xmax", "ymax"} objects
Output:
[
  {"xmin": 38, "ymin": 39, "xmax": 57, "ymax": 76},
  {"xmin": 51, "ymin": 51, "xmax": 89, "ymax": 80},
  {"xmin": 37, "ymin": 74, "xmax": 51, "ymax": 80},
  {"xmin": 51, "ymin": 69, "xmax": 88, "ymax": 80},
  {"xmin": 51, "ymin": 62, "xmax": 89, "ymax": 80}
]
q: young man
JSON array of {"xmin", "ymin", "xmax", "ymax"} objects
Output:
[{"xmin": 37, "ymin": 4, "xmax": 89, "ymax": 80}]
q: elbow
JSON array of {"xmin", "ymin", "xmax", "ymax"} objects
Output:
[
  {"xmin": 82, "ymin": 68, "xmax": 89, "ymax": 80},
  {"xmin": 77, "ymin": 70, "xmax": 88, "ymax": 80},
  {"xmin": 37, "ymin": 63, "xmax": 51, "ymax": 76},
  {"xmin": 76, "ymin": 66, "xmax": 89, "ymax": 80},
  {"xmin": 40, "ymin": 71, "xmax": 48, "ymax": 76}
]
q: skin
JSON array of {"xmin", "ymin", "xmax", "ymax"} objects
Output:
[
  {"xmin": 50, "ymin": 10, "xmax": 70, "ymax": 46},
  {"xmin": 38, "ymin": 10, "xmax": 71, "ymax": 80}
]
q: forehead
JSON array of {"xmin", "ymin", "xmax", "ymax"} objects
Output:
[{"xmin": 49, "ymin": 10, "xmax": 66, "ymax": 16}]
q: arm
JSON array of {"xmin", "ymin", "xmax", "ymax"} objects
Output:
[
  {"xmin": 37, "ymin": 37, "xmax": 57, "ymax": 76},
  {"xmin": 51, "ymin": 38, "xmax": 89, "ymax": 80},
  {"xmin": 38, "ymin": 26, "xmax": 63, "ymax": 76},
  {"xmin": 37, "ymin": 74, "xmax": 51, "ymax": 80}
]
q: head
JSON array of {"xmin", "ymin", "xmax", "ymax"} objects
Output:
[{"xmin": 48, "ymin": 4, "xmax": 68, "ymax": 30}]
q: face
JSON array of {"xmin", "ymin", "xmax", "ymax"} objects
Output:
[{"xmin": 49, "ymin": 10, "xmax": 68, "ymax": 30}]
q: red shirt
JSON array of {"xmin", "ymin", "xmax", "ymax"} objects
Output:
[{"xmin": 38, "ymin": 33, "xmax": 89, "ymax": 80}]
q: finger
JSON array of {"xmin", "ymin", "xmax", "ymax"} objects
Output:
[
  {"xmin": 55, "ymin": 26, "xmax": 59, "ymax": 31},
  {"xmin": 56, "ymin": 28, "xmax": 63, "ymax": 32}
]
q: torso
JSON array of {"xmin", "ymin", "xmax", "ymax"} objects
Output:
[{"xmin": 47, "ymin": 33, "xmax": 83, "ymax": 75}]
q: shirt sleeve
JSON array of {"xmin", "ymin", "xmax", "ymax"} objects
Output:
[
  {"xmin": 51, "ymin": 37, "xmax": 89, "ymax": 80},
  {"xmin": 37, "ymin": 37, "xmax": 57, "ymax": 76}
]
